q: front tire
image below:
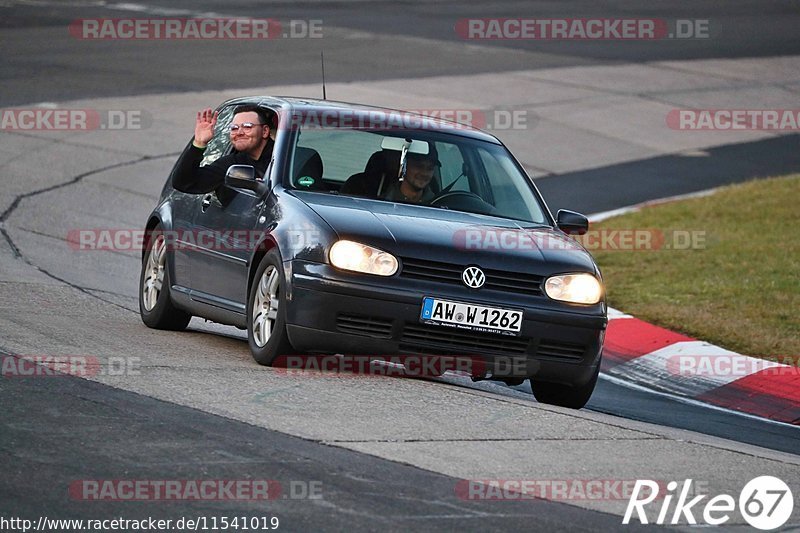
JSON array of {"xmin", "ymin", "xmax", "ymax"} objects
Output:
[
  {"xmin": 247, "ymin": 249, "xmax": 295, "ymax": 366},
  {"xmin": 139, "ymin": 225, "xmax": 192, "ymax": 331},
  {"xmin": 530, "ymin": 364, "xmax": 600, "ymax": 409}
]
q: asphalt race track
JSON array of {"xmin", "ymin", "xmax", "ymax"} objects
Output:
[{"xmin": 2, "ymin": 1, "xmax": 799, "ymax": 531}]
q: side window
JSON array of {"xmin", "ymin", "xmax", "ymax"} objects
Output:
[
  {"xmin": 200, "ymin": 106, "xmax": 235, "ymax": 167},
  {"xmin": 437, "ymin": 142, "xmax": 468, "ymax": 191},
  {"xmin": 294, "ymin": 130, "xmax": 382, "ymax": 184}
]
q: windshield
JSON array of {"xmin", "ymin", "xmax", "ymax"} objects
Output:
[{"xmin": 289, "ymin": 127, "xmax": 549, "ymax": 224}]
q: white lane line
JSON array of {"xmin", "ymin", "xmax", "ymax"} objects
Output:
[
  {"xmin": 106, "ymin": 2, "xmax": 231, "ymax": 18},
  {"xmin": 588, "ymin": 187, "xmax": 721, "ymax": 222}
]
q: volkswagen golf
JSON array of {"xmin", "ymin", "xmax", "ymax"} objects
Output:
[{"xmin": 139, "ymin": 96, "xmax": 607, "ymax": 408}]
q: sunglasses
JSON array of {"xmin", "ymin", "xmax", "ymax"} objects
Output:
[{"xmin": 229, "ymin": 122, "xmax": 264, "ymax": 133}]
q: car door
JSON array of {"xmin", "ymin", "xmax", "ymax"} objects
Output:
[
  {"xmin": 169, "ymin": 185, "xmax": 202, "ymax": 292},
  {"xmin": 190, "ymin": 185, "xmax": 268, "ymax": 312}
]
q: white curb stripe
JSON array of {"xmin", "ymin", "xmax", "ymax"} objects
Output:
[
  {"xmin": 608, "ymin": 340, "xmax": 784, "ymax": 397},
  {"xmin": 606, "ymin": 307, "xmax": 632, "ymax": 320}
]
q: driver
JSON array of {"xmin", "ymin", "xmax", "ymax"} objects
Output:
[{"xmin": 382, "ymin": 146, "xmax": 440, "ymax": 204}]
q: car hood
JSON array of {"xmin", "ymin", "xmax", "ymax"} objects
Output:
[{"xmin": 292, "ymin": 191, "xmax": 598, "ymax": 275}]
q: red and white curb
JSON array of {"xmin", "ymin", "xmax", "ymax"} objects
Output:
[{"xmin": 602, "ymin": 309, "xmax": 800, "ymax": 425}]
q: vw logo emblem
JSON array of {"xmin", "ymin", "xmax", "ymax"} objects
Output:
[{"xmin": 462, "ymin": 266, "xmax": 486, "ymax": 289}]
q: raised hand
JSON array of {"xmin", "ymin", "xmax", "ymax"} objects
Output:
[{"xmin": 193, "ymin": 108, "xmax": 218, "ymax": 147}]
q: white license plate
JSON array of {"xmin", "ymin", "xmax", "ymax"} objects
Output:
[{"xmin": 420, "ymin": 297, "xmax": 523, "ymax": 335}]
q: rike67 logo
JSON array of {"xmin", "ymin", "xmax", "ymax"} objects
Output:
[{"xmin": 623, "ymin": 477, "xmax": 793, "ymax": 530}]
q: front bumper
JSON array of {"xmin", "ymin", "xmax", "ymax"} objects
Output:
[{"xmin": 285, "ymin": 261, "xmax": 606, "ymax": 386}]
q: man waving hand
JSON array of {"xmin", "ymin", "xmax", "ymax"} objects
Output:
[{"xmin": 172, "ymin": 105, "xmax": 273, "ymax": 194}]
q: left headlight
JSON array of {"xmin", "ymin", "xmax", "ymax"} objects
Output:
[
  {"xmin": 544, "ymin": 273, "xmax": 603, "ymax": 305},
  {"xmin": 329, "ymin": 240, "xmax": 399, "ymax": 276}
]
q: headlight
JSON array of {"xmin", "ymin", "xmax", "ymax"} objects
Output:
[
  {"xmin": 544, "ymin": 273, "xmax": 603, "ymax": 305},
  {"xmin": 329, "ymin": 240, "xmax": 398, "ymax": 276}
]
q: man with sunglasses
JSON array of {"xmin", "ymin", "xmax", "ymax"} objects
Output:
[{"xmin": 172, "ymin": 105, "xmax": 273, "ymax": 194}]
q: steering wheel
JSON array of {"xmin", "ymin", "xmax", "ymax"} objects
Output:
[
  {"xmin": 429, "ymin": 191, "xmax": 499, "ymax": 216},
  {"xmin": 430, "ymin": 191, "xmax": 485, "ymax": 206}
]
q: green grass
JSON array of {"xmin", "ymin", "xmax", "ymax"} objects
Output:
[{"xmin": 590, "ymin": 174, "xmax": 799, "ymax": 360}]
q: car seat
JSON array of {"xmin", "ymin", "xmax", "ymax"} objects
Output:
[
  {"xmin": 340, "ymin": 149, "xmax": 402, "ymax": 197},
  {"xmin": 292, "ymin": 147, "xmax": 325, "ymax": 190}
]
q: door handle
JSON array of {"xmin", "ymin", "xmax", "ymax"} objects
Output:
[{"xmin": 201, "ymin": 194, "xmax": 213, "ymax": 212}]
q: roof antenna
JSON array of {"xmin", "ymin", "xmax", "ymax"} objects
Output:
[{"xmin": 320, "ymin": 51, "xmax": 327, "ymax": 100}]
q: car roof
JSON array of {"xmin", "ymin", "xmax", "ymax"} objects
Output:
[{"xmin": 218, "ymin": 95, "xmax": 503, "ymax": 145}]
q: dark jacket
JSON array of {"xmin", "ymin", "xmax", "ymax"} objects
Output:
[{"xmin": 171, "ymin": 139, "xmax": 273, "ymax": 194}]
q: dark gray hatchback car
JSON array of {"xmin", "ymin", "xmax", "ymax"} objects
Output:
[{"xmin": 139, "ymin": 96, "xmax": 607, "ymax": 408}]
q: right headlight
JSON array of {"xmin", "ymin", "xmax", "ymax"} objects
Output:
[
  {"xmin": 329, "ymin": 240, "xmax": 398, "ymax": 276},
  {"xmin": 544, "ymin": 273, "xmax": 603, "ymax": 305}
]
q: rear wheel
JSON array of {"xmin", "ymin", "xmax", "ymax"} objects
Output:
[
  {"xmin": 139, "ymin": 225, "xmax": 191, "ymax": 330},
  {"xmin": 247, "ymin": 249, "xmax": 295, "ymax": 366},
  {"xmin": 530, "ymin": 365, "xmax": 600, "ymax": 409}
]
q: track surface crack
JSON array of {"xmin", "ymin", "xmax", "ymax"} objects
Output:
[{"xmin": 0, "ymin": 153, "xmax": 178, "ymax": 313}]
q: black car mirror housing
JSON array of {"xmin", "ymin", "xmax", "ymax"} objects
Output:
[
  {"xmin": 556, "ymin": 209, "xmax": 589, "ymax": 235},
  {"xmin": 225, "ymin": 164, "xmax": 257, "ymax": 189},
  {"xmin": 225, "ymin": 164, "xmax": 269, "ymax": 196}
]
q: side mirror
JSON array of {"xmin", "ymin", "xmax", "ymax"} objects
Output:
[
  {"xmin": 556, "ymin": 209, "xmax": 589, "ymax": 235},
  {"xmin": 225, "ymin": 165, "xmax": 260, "ymax": 192}
]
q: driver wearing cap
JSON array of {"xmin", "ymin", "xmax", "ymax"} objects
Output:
[{"xmin": 382, "ymin": 146, "xmax": 440, "ymax": 204}]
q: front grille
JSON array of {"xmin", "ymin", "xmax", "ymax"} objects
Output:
[
  {"xmin": 536, "ymin": 340, "xmax": 586, "ymax": 362},
  {"xmin": 400, "ymin": 258, "xmax": 543, "ymax": 295},
  {"xmin": 400, "ymin": 323, "xmax": 531, "ymax": 355},
  {"xmin": 336, "ymin": 314, "xmax": 393, "ymax": 338}
]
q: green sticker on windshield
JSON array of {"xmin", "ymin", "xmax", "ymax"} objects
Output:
[{"xmin": 298, "ymin": 176, "xmax": 315, "ymax": 187}]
